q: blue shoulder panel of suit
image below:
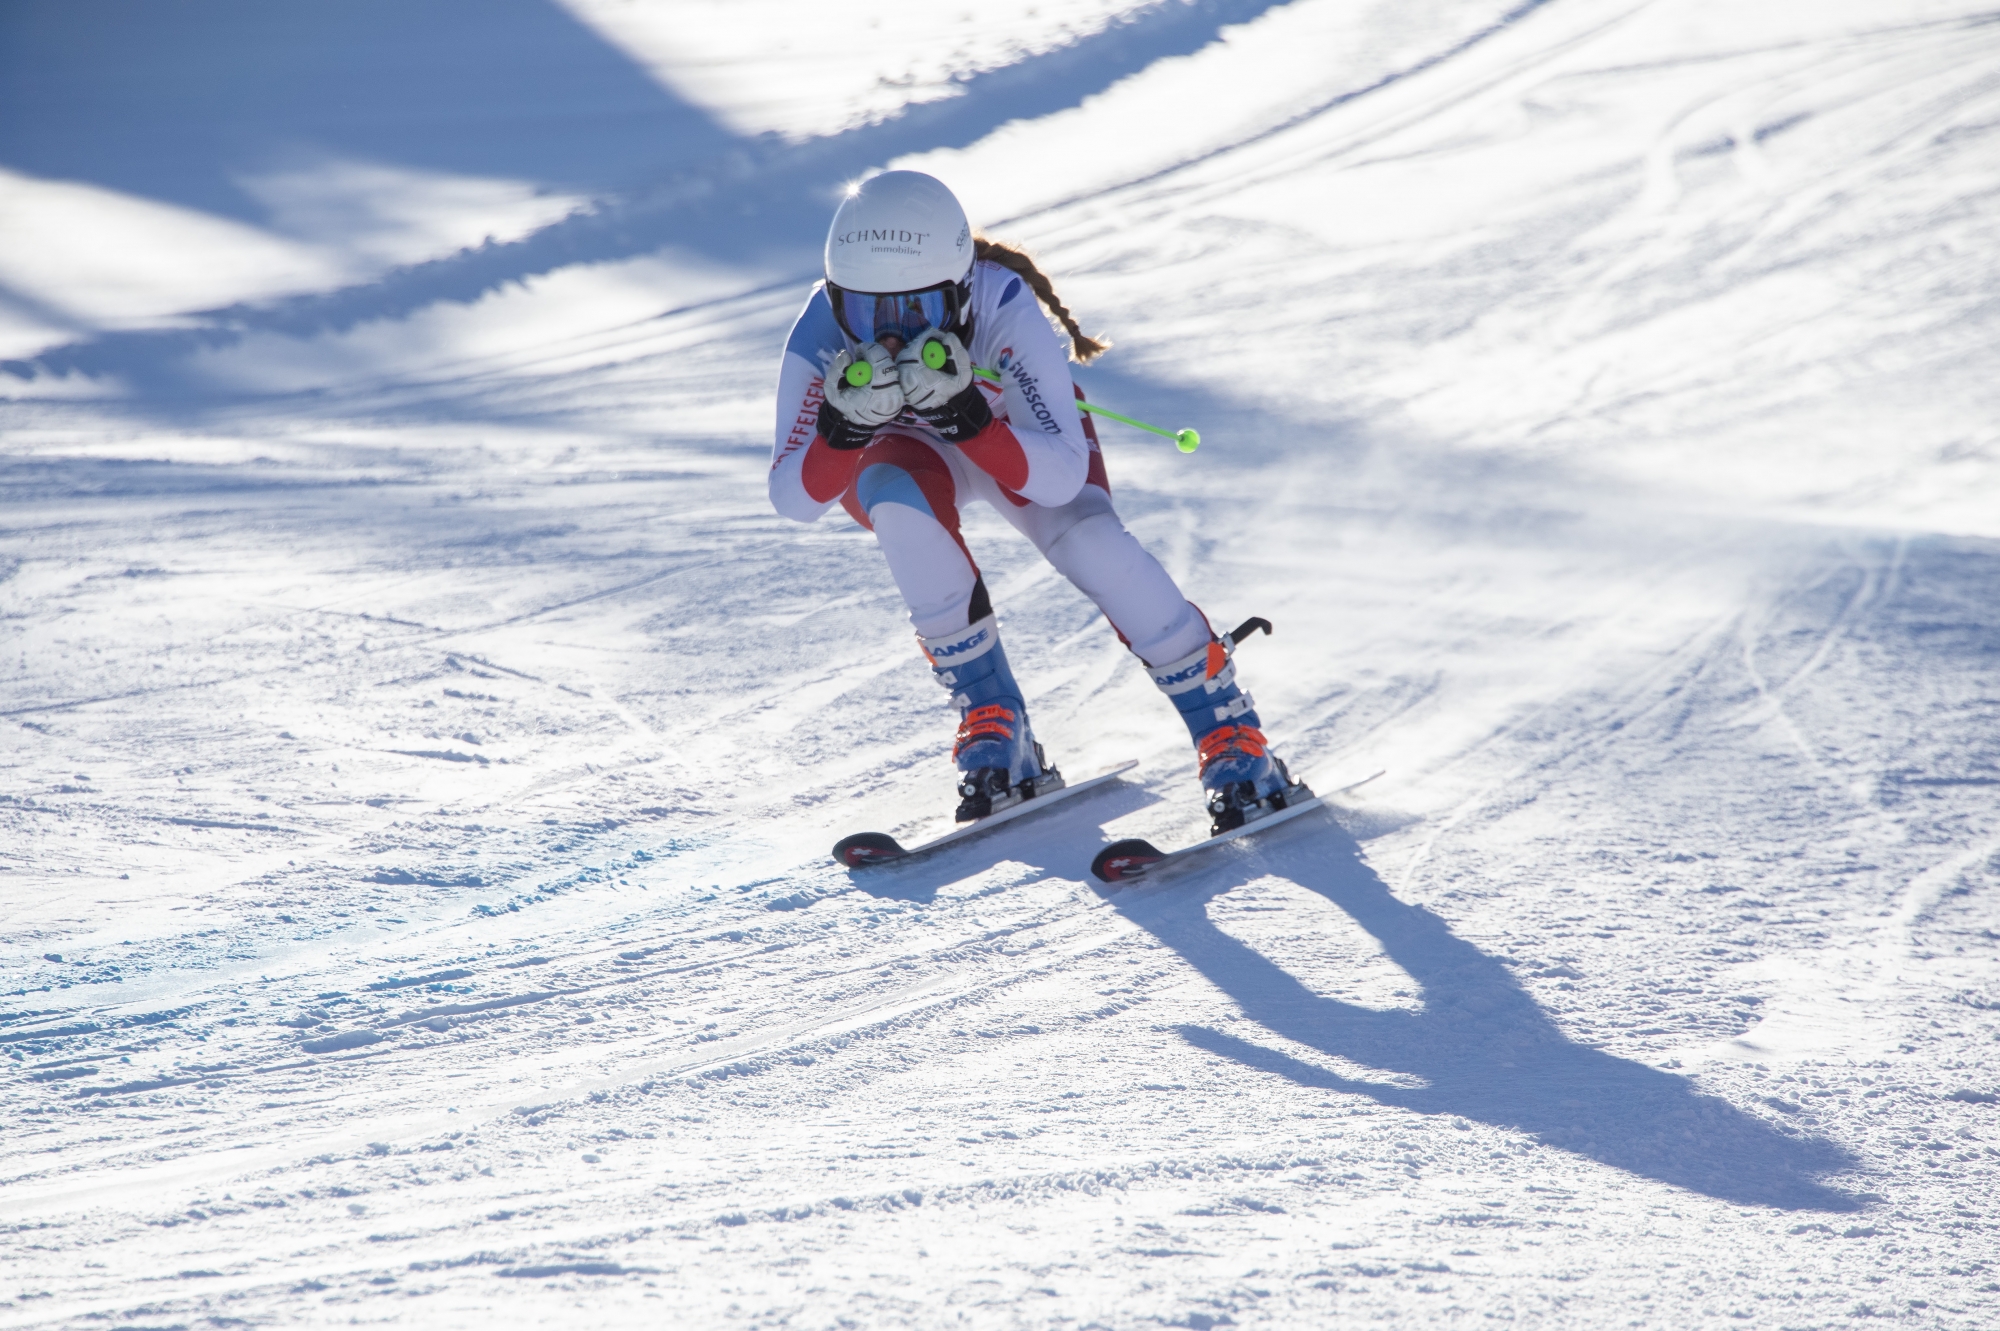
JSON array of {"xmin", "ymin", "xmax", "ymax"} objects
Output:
[{"xmin": 785, "ymin": 284, "xmax": 844, "ymax": 367}]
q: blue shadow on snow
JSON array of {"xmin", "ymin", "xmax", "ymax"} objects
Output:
[
  {"xmin": 1, "ymin": 0, "xmax": 1297, "ymax": 393},
  {"xmin": 1111, "ymin": 816, "xmax": 1866, "ymax": 1212}
]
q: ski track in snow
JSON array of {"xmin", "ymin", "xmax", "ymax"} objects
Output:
[{"xmin": 4, "ymin": 0, "xmax": 2000, "ymax": 1327}]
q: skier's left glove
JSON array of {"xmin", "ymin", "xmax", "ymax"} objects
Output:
[
  {"xmin": 818, "ymin": 342, "xmax": 903, "ymax": 450},
  {"xmin": 895, "ymin": 329, "xmax": 992, "ymax": 444}
]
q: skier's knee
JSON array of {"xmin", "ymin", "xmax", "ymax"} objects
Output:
[
  {"xmin": 1042, "ymin": 510, "xmax": 1129, "ymax": 572},
  {"xmin": 855, "ymin": 463, "xmax": 933, "ymax": 521}
]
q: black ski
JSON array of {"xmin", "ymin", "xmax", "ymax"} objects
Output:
[
  {"xmin": 833, "ymin": 760, "xmax": 1138, "ymax": 868},
  {"xmin": 1089, "ymin": 770, "xmax": 1384, "ymax": 884}
]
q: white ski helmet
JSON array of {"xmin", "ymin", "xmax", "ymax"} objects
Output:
[{"xmin": 824, "ymin": 170, "xmax": 973, "ymax": 294}]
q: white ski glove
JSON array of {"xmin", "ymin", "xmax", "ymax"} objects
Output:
[
  {"xmin": 818, "ymin": 342, "xmax": 903, "ymax": 450},
  {"xmin": 894, "ymin": 329, "xmax": 993, "ymax": 444}
]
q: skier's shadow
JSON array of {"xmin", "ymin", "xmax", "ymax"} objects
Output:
[{"xmin": 1109, "ymin": 816, "xmax": 1866, "ymax": 1212}]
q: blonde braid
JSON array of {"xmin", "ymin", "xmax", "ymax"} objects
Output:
[{"xmin": 972, "ymin": 236, "xmax": 1110, "ymax": 364}]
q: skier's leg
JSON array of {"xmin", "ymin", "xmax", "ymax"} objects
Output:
[
  {"xmin": 841, "ymin": 434, "xmax": 1054, "ymax": 819},
  {"xmin": 1035, "ymin": 497, "xmax": 1210, "ymax": 667},
  {"xmin": 840, "ymin": 434, "xmax": 981, "ymax": 637},
  {"xmin": 1042, "ymin": 392, "xmax": 1208, "ymax": 664},
  {"xmin": 1000, "ymin": 481, "xmax": 1301, "ymax": 833}
]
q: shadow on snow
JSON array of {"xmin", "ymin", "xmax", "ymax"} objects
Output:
[
  {"xmin": 1, "ymin": 0, "xmax": 1298, "ymax": 393},
  {"xmin": 1112, "ymin": 815, "xmax": 1867, "ymax": 1213}
]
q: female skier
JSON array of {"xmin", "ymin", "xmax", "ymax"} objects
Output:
[{"xmin": 769, "ymin": 170, "xmax": 1304, "ymax": 833}]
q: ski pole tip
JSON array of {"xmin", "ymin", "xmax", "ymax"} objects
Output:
[{"xmin": 1175, "ymin": 428, "xmax": 1200, "ymax": 453}]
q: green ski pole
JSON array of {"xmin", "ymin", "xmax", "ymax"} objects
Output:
[
  {"xmin": 851, "ymin": 345, "xmax": 1202, "ymax": 453},
  {"xmin": 969, "ymin": 365, "xmax": 1200, "ymax": 454}
]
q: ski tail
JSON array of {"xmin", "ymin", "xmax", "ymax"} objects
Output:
[{"xmin": 1225, "ymin": 616, "xmax": 1271, "ymax": 647}]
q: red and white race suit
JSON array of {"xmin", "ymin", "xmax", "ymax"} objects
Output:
[{"xmin": 767, "ymin": 258, "xmax": 1209, "ymax": 666}]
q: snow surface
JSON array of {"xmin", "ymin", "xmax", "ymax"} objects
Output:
[{"xmin": 4, "ymin": 0, "xmax": 1999, "ymax": 1326}]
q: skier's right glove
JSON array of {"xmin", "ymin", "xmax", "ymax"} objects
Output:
[{"xmin": 818, "ymin": 343, "xmax": 903, "ymax": 451}]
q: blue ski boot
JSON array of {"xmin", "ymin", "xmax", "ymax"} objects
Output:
[
  {"xmin": 921, "ymin": 613, "xmax": 1064, "ymax": 821},
  {"xmin": 1148, "ymin": 617, "xmax": 1309, "ymax": 834}
]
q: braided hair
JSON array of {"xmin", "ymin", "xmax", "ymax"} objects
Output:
[{"xmin": 973, "ymin": 236, "xmax": 1110, "ymax": 364}]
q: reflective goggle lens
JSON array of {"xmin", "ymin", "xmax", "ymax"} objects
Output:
[{"xmin": 836, "ymin": 286, "xmax": 951, "ymax": 343}]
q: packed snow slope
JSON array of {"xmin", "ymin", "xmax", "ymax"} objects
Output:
[{"xmin": 4, "ymin": 1, "xmax": 1999, "ymax": 1327}]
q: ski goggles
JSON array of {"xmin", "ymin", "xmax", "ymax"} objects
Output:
[{"xmin": 827, "ymin": 279, "xmax": 967, "ymax": 345}]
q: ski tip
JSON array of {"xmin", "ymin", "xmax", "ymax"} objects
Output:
[
  {"xmin": 1091, "ymin": 838, "xmax": 1167, "ymax": 885},
  {"xmin": 833, "ymin": 831, "xmax": 907, "ymax": 868}
]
